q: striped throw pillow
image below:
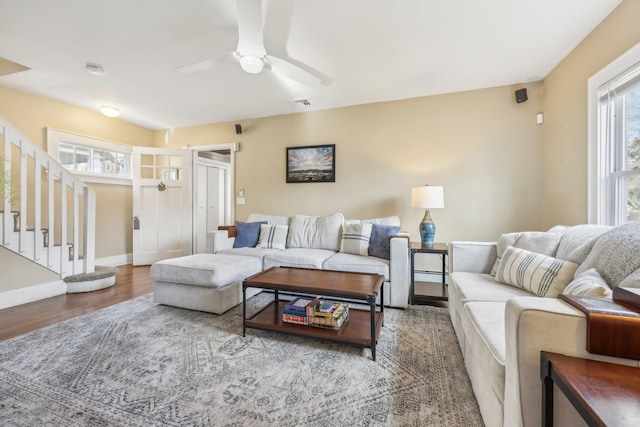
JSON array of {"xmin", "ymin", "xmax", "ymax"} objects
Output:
[
  {"xmin": 257, "ymin": 224, "xmax": 289, "ymax": 250},
  {"xmin": 562, "ymin": 268, "xmax": 613, "ymax": 299},
  {"xmin": 340, "ymin": 223, "xmax": 372, "ymax": 256},
  {"xmin": 495, "ymin": 246, "xmax": 578, "ymax": 297}
]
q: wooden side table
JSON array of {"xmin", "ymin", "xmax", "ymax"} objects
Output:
[
  {"xmin": 540, "ymin": 351, "xmax": 640, "ymax": 426},
  {"xmin": 409, "ymin": 242, "xmax": 448, "ymax": 304}
]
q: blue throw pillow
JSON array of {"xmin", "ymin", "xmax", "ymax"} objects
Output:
[
  {"xmin": 368, "ymin": 224, "xmax": 401, "ymax": 259},
  {"xmin": 233, "ymin": 221, "xmax": 267, "ymax": 248}
]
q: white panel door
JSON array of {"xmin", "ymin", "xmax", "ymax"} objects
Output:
[
  {"xmin": 132, "ymin": 147, "xmax": 190, "ymax": 265},
  {"xmin": 194, "ymin": 162, "xmax": 225, "ymax": 253}
]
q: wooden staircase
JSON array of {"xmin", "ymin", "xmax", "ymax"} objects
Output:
[{"xmin": 1, "ymin": 115, "xmax": 96, "ymax": 281}]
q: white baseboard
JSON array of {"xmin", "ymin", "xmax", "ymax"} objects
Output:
[
  {"xmin": 95, "ymin": 253, "xmax": 132, "ymax": 267},
  {"xmin": 0, "ymin": 280, "xmax": 66, "ymax": 310}
]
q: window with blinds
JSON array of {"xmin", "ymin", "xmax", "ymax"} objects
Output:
[{"xmin": 597, "ymin": 62, "xmax": 640, "ymax": 225}]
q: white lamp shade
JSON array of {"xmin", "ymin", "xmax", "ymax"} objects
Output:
[{"xmin": 411, "ymin": 186, "xmax": 444, "ymax": 209}]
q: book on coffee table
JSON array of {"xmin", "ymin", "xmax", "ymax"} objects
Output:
[
  {"xmin": 310, "ymin": 304, "xmax": 349, "ymax": 329},
  {"xmin": 285, "ymin": 297, "xmax": 316, "ymax": 312}
]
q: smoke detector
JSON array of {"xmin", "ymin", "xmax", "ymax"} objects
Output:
[{"xmin": 85, "ymin": 63, "xmax": 104, "ymax": 76}]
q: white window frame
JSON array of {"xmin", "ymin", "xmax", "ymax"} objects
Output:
[
  {"xmin": 588, "ymin": 40, "xmax": 640, "ymax": 225},
  {"xmin": 46, "ymin": 128, "xmax": 133, "ymax": 185}
]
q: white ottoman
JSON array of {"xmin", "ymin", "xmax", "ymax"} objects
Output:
[{"xmin": 150, "ymin": 253, "xmax": 263, "ymax": 314}]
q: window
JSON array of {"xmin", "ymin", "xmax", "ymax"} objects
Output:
[
  {"xmin": 47, "ymin": 129, "xmax": 132, "ymax": 185},
  {"xmin": 589, "ymin": 41, "xmax": 640, "ymax": 225}
]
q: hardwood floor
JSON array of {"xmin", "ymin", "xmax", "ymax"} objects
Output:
[{"xmin": 0, "ymin": 264, "xmax": 153, "ymax": 342}]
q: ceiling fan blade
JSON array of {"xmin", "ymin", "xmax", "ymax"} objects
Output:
[
  {"xmin": 176, "ymin": 58, "xmax": 218, "ymax": 74},
  {"xmin": 268, "ymin": 55, "xmax": 321, "ymax": 86},
  {"xmin": 236, "ymin": 0, "xmax": 266, "ymax": 57},
  {"xmin": 177, "ymin": 52, "xmax": 237, "ymax": 74}
]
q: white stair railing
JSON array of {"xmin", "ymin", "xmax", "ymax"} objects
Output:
[{"xmin": 1, "ymin": 115, "xmax": 95, "ymax": 277}]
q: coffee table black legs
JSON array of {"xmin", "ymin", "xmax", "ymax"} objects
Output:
[{"xmin": 368, "ymin": 295, "xmax": 377, "ymax": 361}]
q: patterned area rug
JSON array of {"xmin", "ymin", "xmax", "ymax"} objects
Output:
[{"xmin": 0, "ymin": 293, "xmax": 482, "ymax": 426}]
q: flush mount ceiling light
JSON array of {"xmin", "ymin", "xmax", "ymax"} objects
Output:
[
  {"xmin": 85, "ymin": 63, "xmax": 104, "ymax": 76},
  {"xmin": 238, "ymin": 55, "xmax": 264, "ymax": 74},
  {"xmin": 100, "ymin": 105, "xmax": 119, "ymax": 118}
]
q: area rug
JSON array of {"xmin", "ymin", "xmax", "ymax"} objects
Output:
[{"xmin": 0, "ymin": 293, "xmax": 483, "ymax": 426}]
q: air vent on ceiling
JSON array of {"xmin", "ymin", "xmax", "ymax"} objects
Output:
[{"xmin": 290, "ymin": 98, "xmax": 311, "ymax": 107}]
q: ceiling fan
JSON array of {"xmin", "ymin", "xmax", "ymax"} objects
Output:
[{"xmin": 177, "ymin": 0, "xmax": 321, "ymax": 86}]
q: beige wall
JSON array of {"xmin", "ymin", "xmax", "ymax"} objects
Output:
[
  {"xmin": 541, "ymin": 0, "xmax": 640, "ymax": 229},
  {"xmin": 0, "ymin": 85, "xmax": 154, "ymax": 258},
  {"xmin": 159, "ymin": 82, "xmax": 543, "ymax": 244}
]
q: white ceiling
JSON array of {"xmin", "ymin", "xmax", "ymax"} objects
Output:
[{"xmin": 0, "ymin": 0, "xmax": 623, "ymax": 130}]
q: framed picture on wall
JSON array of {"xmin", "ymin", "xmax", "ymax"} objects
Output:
[{"xmin": 286, "ymin": 144, "xmax": 336, "ymax": 183}]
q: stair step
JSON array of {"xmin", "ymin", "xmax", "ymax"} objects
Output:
[{"xmin": 64, "ymin": 266, "xmax": 119, "ymax": 293}]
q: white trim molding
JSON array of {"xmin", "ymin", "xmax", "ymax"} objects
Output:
[
  {"xmin": 0, "ymin": 280, "xmax": 66, "ymax": 310},
  {"xmin": 95, "ymin": 253, "xmax": 132, "ymax": 267},
  {"xmin": 588, "ymin": 40, "xmax": 640, "ymax": 224}
]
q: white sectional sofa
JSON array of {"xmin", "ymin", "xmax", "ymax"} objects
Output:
[
  {"xmin": 207, "ymin": 212, "xmax": 411, "ymax": 309},
  {"xmin": 448, "ymin": 222, "xmax": 640, "ymax": 427}
]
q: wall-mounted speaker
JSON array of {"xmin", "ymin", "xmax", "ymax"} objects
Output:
[
  {"xmin": 515, "ymin": 88, "xmax": 528, "ymax": 103},
  {"xmin": 235, "ymin": 124, "xmax": 242, "ymax": 135}
]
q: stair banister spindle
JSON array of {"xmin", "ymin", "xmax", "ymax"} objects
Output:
[
  {"xmin": 1, "ymin": 115, "xmax": 95, "ymax": 279},
  {"xmin": 34, "ymin": 151, "xmax": 42, "ymax": 262},
  {"xmin": 2, "ymin": 122, "xmax": 11, "ymax": 246}
]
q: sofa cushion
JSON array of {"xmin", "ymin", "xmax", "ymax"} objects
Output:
[
  {"xmin": 495, "ymin": 246, "xmax": 578, "ymax": 297},
  {"xmin": 368, "ymin": 224, "xmax": 401, "ymax": 260},
  {"xmin": 263, "ymin": 248, "xmax": 336, "ymax": 269},
  {"xmin": 150, "ymin": 254, "xmax": 261, "ymax": 288},
  {"xmin": 217, "ymin": 247, "xmax": 280, "ymax": 260},
  {"xmin": 345, "ymin": 216, "xmax": 401, "ymax": 226},
  {"xmin": 233, "ymin": 221, "xmax": 266, "ymax": 248},
  {"xmin": 555, "ymin": 224, "xmax": 611, "ymax": 263},
  {"xmin": 246, "ymin": 213, "xmax": 291, "ymax": 225},
  {"xmin": 461, "ymin": 302, "xmax": 507, "ymax": 405},
  {"xmin": 450, "ymin": 272, "xmax": 533, "ymax": 303},
  {"xmin": 257, "ymin": 224, "xmax": 289, "ymax": 250},
  {"xmin": 575, "ymin": 222, "xmax": 640, "ymax": 288},
  {"xmin": 561, "ymin": 268, "xmax": 612, "ymax": 298},
  {"xmin": 286, "ymin": 213, "xmax": 344, "ymax": 251},
  {"xmin": 323, "ymin": 252, "xmax": 390, "ymax": 281},
  {"xmin": 339, "ymin": 222, "xmax": 372, "ymax": 256},
  {"xmin": 491, "ymin": 231, "xmax": 562, "ymax": 275}
]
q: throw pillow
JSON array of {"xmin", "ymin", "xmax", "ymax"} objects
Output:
[
  {"xmin": 495, "ymin": 246, "xmax": 578, "ymax": 297},
  {"xmin": 575, "ymin": 222, "xmax": 640, "ymax": 288},
  {"xmin": 555, "ymin": 224, "xmax": 611, "ymax": 263},
  {"xmin": 339, "ymin": 223, "xmax": 372, "ymax": 256},
  {"xmin": 562, "ymin": 268, "xmax": 613, "ymax": 299},
  {"xmin": 233, "ymin": 221, "xmax": 266, "ymax": 248},
  {"xmin": 619, "ymin": 267, "xmax": 640, "ymax": 289},
  {"xmin": 286, "ymin": 213, "xmax": 344, "ymax": 251},
  {"xmin": 490, "ymin": 231, "xmax": 563, "ymax": 276},
  {"xmin": 256, "ymin": 224, "xmax": 289, "ymax": 250},
  {"xmin": 368, "ymin": 224, "xmax": 401, "ymax": 260}
]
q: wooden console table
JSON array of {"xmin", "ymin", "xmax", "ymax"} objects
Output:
[{"xmin": 540, "ymin": 351, "xmax": 640, "ymax": 426}]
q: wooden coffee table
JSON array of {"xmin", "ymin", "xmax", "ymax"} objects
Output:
[{"xmin": 242, "ymin": 266, "xmax": 384, "ymax": 360}]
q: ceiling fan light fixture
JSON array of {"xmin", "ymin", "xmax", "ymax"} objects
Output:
[
  {"xmin": 100, "ymin": 105, "xmax": 119, "ymax": 118},
  {"xmin": 239, "ymin": 55, "xmax": 264, "ymax": 74}
]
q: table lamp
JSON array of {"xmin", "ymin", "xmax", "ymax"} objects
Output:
[{"xmin": 411, "ymin": 185, "xmax": 444, "ymax": 246}]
